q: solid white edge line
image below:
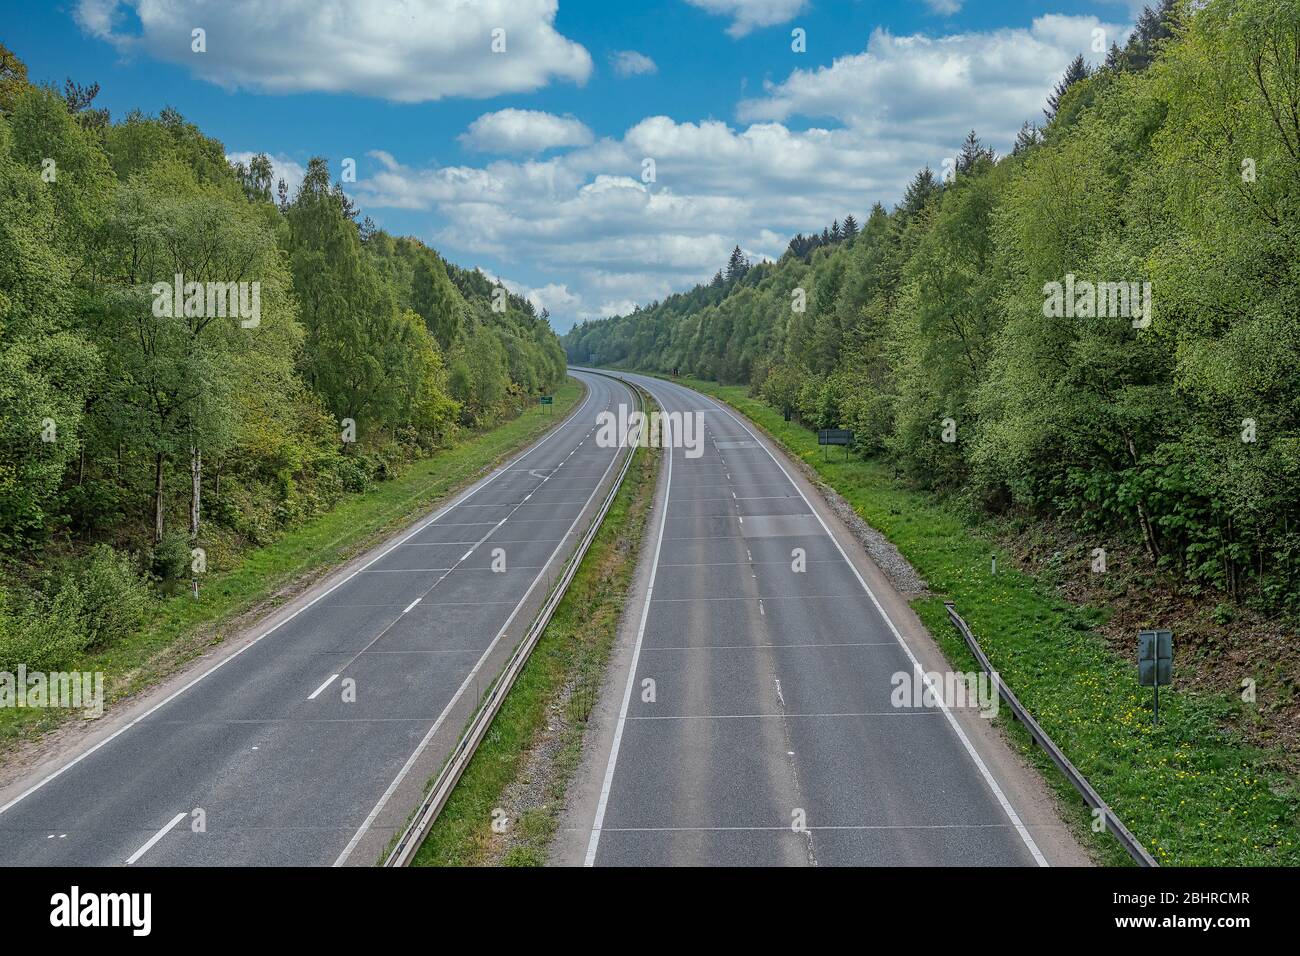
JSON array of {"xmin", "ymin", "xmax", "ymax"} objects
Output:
[
  {"xmin": 583, "ymin": 402, "xmax": 673, "ymax": 866},
  {"xmin": 0, "ymin": 380, "xmax": 596, "ymax": 822},
  {"xmin": 125, "ymin": 811, "xmax": 186, "ymax": 865},
  {"xmin": 333, "ymin": 374, "xmax": 633, "ymax": 866},
  {"xmin": 679, "ymin": 377, "xmax": 1049, "ymax": 868},
  {"xmin": 307, "ymin": 673, "xmax": 340, "ymax": 701}
]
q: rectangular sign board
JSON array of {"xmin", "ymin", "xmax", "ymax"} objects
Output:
[
  {"xmin": 1138, "ymin": 629, "xmax": 1173, "ymax": 687},
  {"xmin": 540, "ymin": 395, "xmax": 554, "ymax": 405},
  {"xmin": 817, "ymin": 429, "xmax": 854, "ymax": 446}
]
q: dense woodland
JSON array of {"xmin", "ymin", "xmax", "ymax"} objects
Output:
[
  {"xmin": 0, "ymin": 48, "xmax": 565, "ymax": 669},
  {"xmin": 566, "ymin": 0, "xmax": 1300, "ymax": 614}
]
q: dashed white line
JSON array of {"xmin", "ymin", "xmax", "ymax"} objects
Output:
[
  {"xmin": 308, "ymin": 673, "xmax": 340, "ymax": 700},
  {"xmin": 126, "ymin": 811, "xmax": 186, "ymax": 865}
]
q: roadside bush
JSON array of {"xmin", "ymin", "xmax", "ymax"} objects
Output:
[
  {"xmin": 148, "ymin": 531, "xmax": 191, "ymax": 587},
  {"xmin": 0, "ymin": 545, "xmax": 148, "ymax": 671},
  {"xmin": 76, "ymin": 544, "xmax": 147, "ymax": 649}
]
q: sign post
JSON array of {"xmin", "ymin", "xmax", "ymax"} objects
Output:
[
  {"xmin": 1138, "ymin": 629, "xmax": 1173, "ymax": 725},
  {"xmin": 539, "ymin": 395, "xmax": 553, "ymax": 415},
  {"xmin": 817, "ymin": 428, "xmax": 854, "ymax": 460}
]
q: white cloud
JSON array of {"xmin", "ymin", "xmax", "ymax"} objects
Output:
[
  {"xmin": 922, "ymin": 0, "xmax": 963, "ymax": 15},
  {"xmin": 512, "ymin": 281, "xmax": 584, "ymax": 319},
  {"xmin": 76, "ymin": 0, "xmax": 592, "ymax": 102},
  {"xmin": 460, "ymin": 109, "xmax": 594, "ymax": 154},
  {"xmin": 738, "ymin": 15, "xmax": 1127, "ymax": 143},
  {"xmin": 610, "ymin": 50, "xmax": 658, "ymax": 77},
  {"xmin": 685, "ymin": 0, "xmax": 808, "ymax": 38},
  {"xmin": 225, "ymin": 151, "xmax": 306, "ymax": 198},
  {"xmin": 350, "ymin": 14, "xmax": 1132, "ymax": 331}
]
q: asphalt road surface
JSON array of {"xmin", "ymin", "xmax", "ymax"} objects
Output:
[
  {"xmin": 0, "ymin": 369, "xmax": 633, "ymax": 866},
  {"xmin": 584, "ymin": 372, "xmax": 1046, "ymax": 866}
]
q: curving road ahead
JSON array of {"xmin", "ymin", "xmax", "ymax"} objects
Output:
[
  {"xmin": 582, "ymin": 372, "xmax": 1047, "ymax": 867},
  {"xmin": 0, "ymin": 369, "xmax": 634, "ymax": 867}
]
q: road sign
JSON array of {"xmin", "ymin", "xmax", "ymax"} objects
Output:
[
  {"xmin": 818, "ymin": 428, "xmax": 854, "ymax": 460},
  {"xmin": 588, "ymin": 353, "xmax": 598, "ymax": 366},
  {"xmin": 539, "ymin": 395, "xmax": 553, "ymax": 405},
  {"xmin": 1138, "ymin": 629, "xmax": 1173, "ymax": 724}
]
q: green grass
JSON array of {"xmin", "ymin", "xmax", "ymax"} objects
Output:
[
  {"xmin": 412, "ymin": 395, "xmax": 660, "ymax": 866},
  {"xmin": 672, "ymin": 375, "xmax": 1298, "ymax": 867},
  {"xmin": 0, "ymin": 380, "xmax": 584, "ymax": 749}
]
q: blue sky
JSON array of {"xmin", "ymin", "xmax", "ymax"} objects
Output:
[{"xmin": 4, "ymin": 0, "xmax": 1145, "ymax": 330}]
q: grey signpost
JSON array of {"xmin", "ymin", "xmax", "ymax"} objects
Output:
[{"xmin": 1138, "ymin": 629, "xmax": 1173, "ymax": 725}]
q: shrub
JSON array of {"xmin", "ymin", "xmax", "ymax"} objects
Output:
[
  {"xmin": 148, "ymin": 531, "xmax": 191, "ymax": 586},
  {"xmin": 0, "ymin": 546, "xmax": 148, "ymax": 672}
]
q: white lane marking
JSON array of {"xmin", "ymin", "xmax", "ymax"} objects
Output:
[
  {"xmin": 402, "ymin": 598, "xmax": 422, "ymax": 614},
  {"xmin": 601, "ymin": 824, "xmax": 1020, "ymax": 831},
  {"xmin": 627, "ymin": 711, "xmax": 941, "ymax": 720},
  {"xmin": 683, "ymin": 379, "xmax": 1049, "ymax": 868},
  {"xmin": 335, "ymin": 374, "xmax": 635, "ymax": 867},
  {"xmin": 0, "ymin": 378, "xmax": 597, "ymax": 822},
  {"xmin": 584, "ymin": 410, "xmax": 672, "ymax": 867},
  {"xmin": 308, "ymin": 673, "xmax": 340, "ymax": 700},
  {"xmin": 126, "ymin": 811, "xmax": 187, "ymax": 865}
]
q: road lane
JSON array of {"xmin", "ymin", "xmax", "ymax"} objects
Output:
[
  {"xmin": 0, "ymin": 370, "xmax": 634, "ymax": 867},
  {"xmin": 586, "ymin": 372, "xmax": 1045, "ymax": 867}
]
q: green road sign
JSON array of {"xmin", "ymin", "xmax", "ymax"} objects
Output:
[{"xmin": 539, "ymin": 395, "xmax": 553, "ymax": 405}]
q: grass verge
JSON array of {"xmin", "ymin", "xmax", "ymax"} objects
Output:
[
  {"xmin": 672, "ymin": 375, "xmax": 1297, "ymax": 867},
  {"xmin": 411, "ymin": 392, "xmax": 660, "ymax": 866},
  {"xmin": 0, "ymin": 380, "xmax": 584, "ymax": 753}
]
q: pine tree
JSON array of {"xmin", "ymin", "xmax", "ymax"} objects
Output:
[
  {"xmin": 831, "ymin": 219, "xmax": 842, "ymax": 242},
  {"xmin": 725, "ymin": 245, "xmax": 749, "ymax": 283},
  {"xmin": 900, "ymin": 167, "xmax": 939, "ymax": 218},
  {"xmin": 1118, "ymin": 1, "xmax": 1178, "ymax": 73},
  {"xmin": 1013, "ymin": 121, "xmax": 1041, "ymax": 156},
  {"xmin": 1044, "ymin": 54, "xmax": 1091, "ymax": 122},
  {"xmin": 841, "ymin": 215, "xmax": 858, "ymax": 241},
  {"xmin": 956, "ymin": 130, "xmax": 995, "ymax": 174}
]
